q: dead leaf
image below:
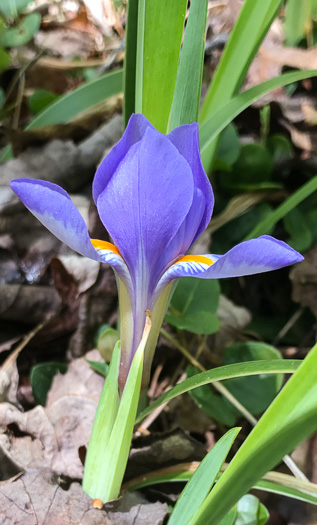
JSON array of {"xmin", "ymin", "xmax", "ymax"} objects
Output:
[
  {"xmin": 0, "ymin": 351, "xmax": 104, "ymax": 478},
  {"xmin": 0, "ymin": 469, "xmax": 168, "ymax": 525},
  {"xmin": 0, "ymin": 284, "xmax": 61, "ymax": 324}
]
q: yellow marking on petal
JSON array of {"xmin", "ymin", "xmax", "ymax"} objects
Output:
[
  {"xmin": 91, "ymin": 239, "xmax": 122, "ymax": 257},
  {"xmin": 175, "ymin": 254, "xmax": 214, "ymax": 266}
]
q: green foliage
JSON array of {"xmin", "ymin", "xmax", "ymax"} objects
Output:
[
  {"xmin": 223, "ymin": 342, "xmax": 283, "ymax": 415},
  {"xmin": 284, "ymin": 0, "xmax": 313, "ymax": 46},
  {"xmin": 86, "ymin": 360, "xmax": 109, "ymax": 378},
  {"xmin": 30, "ymin": 362, "xmax": 67, "ymax": 406},
  {"xmin": 187, "ymin": 365, "xmax": 237, "ymax": 426},
  {"xmin": 0, "ymin": 0, "xmax": 33, "ymax": 19},
  {"xmin": 0, "ymin": 13, "xmax": 41, "ymax": 47},
  {"xmin": 190, "ymin": 343, "xmax": 317, "ymax": 525},
  {"xmin": 165, "ymin": 278, "xmax": 220, "ymax": 335},
  {"xmin": 0, "ymin": 47, "xmax": 10, "ymax": 72},
  {"xmin": 136, "ymin": 360, "xmax": 301, "ymax": 424},
  {"xmin": 168, "ymin": 0, "xmax": 208, "ymax": 130},
  {"xmin": 96, "ymin": 324, "xmax": 119, "ymax": 361},
  {"xmin": 168, "ymin": 428, "xmax": 240, "ymax": 525},
  {"xmin": 138, "ymin": 0, "xmax": 187, "ymax": 132},
  {"xmin": 28, "ymin": 90, "xmax": 60, "ymax": 115}
]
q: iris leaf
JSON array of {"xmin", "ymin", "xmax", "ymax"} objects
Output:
[
  {"xmin": 135, "ymin": 359, "xmax": 301, "ymax": 424},
  {"xmin": 168, "ymin": 0, "xmax": 208, "ymax": 130},
  {"xmin": 168, "ymin": 428, "xmax": 240, "ymax": 525},
  {"xmin": 190, "ymin": 343, "xmax": 317, "ymax": 525}
]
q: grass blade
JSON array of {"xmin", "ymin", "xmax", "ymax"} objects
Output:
[
  {"xmin": 123, "ymin": 0, "xmax": 138, "ymax": 125},
  {"xmin": 244, "ymin": 176, "xmax": 317, "ymax": 240},
  {"xmin": 141, "ymin": 0, "xmax": 187, "ymax": 132},
  {"xmin": 135, "ymin": 360, "xmax": 301, "ymax": 424},
  {"xmin": 168, "ymin": 428, "xmax": 240, "ymax": 525},
  {"xmin": 191, "ymin": 344, "xmax": 317, "ymax": 524},
  {"xmin": 168, "ymin": 0, "xmax": 208, "ymax": 131}
]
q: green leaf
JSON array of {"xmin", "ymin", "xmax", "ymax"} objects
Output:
[
  {"xmin": 234, "ymin": 495, "xmax": 268, "ymax": 525},
  {"xmin": 244, "ymin": 175, "xmax": 317, "ymax": 240},
  {"xmin": 136, "ymin": 360, "xmax": 301, "ymax": 424},
  {"xmin": 199, "ymin": 70, "xmax": 317, "ymax": 170},
  {"xmin": 283, "ymin": 207, "xmax": 313, "ymax": 252},
  {"xmin": 0, "ymin": 87, "xmax": 4, "ymax": 109},
  {"xmin": 140, "ymin": 0, "xmax": 187, "ymax": 132},
  {"xmin": 0, "ymin": 0, "xmax": 33, "ymax": 19},
  {"xmin": 168, "ymin": 0, "xmax": 208, "ymax": 130},
  {"xmin": 199, "ymin": 0, "xmax": 283, "ymax": 172},
  {"xmin": 83, "ymin": 342, "xmax": 121, "ymax": 499},
  {"xmin": 97, "ymin": 325, "xmax": 119, "ymax": 361},
  {"xmin": 123, "ymin": 0, "xmax": 138, "ymax": 125},
  {"xmin": 86, "ymin": 360, "xmax": 109, "ymax": 378},
  {"xmin": 30, "ymin": 362, "xmax": 67, "ymax": 406},
  {"xmin": 169, "ymin": 428, "xmax": 240, "ymax": 525},
  {"xmin": 0, "ymin": 47, "xmax": 10, "ymax": 72},
  {"xmin": 223, "ymin": 342, "xmax": 283, "ymax": 415},
  {"xmin": 0, "ymin": 13, "xmax": 41, "ymax": 47},
  {"xmin": 190, "ymin": 343, "xmax": 317, "ymax": 525},
  {"xmin": 28, "ymin": 89, "xmax": 59, "ymax": 115},
  {"xmin": 214, "ymin": 124, "xmax": 241, "ymax": 170},
  {"xmin": 186, "ymin": 365, "xmax": 238, "ymax": 426},
  {"xmin": 218, "ymin": 509, "xmax": 237, "ymax": 525},
  {"xmin": 1, "ymin": 69, "xmax": 123, "ymax": 161},
  {"xmin": 284, "ymin": 0, "xmax": 312, "ymax": 46},
  {"xmin": 165, "ymin": 278, "xmax": 220, "ymax": 335}
]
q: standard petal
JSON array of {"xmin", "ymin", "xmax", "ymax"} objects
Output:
[
  {"xmin": 92, "ymin": 114, "xmax": 154, "ymax": 204},
  {"xmin": 168, "ymin": 122, "xmax": 214, "ymax": 241},
  {"xmin": 11, "ymin": 178, "xmax": 103, "ymax": 262},
  {"xmin": 96, "ymin": 126, "xmax": 195, "ymax": 284},
  {"xmin": 155, "ymin": 235, "xmax": 303, "ymax": 295}
]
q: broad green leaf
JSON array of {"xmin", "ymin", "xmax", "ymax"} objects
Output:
[
  {"xmin": 135, "ymin": 360, "xmax": 301, "ymax": 424},
  {"xmin": 169, "ymin": 428, "xmax": 240, "ymax": 525},
  {"xmin": 0, "ymin": 0, "xmax": 33, "ymax": 19},
  {"xmin": 1, "ymin": 69, "xmax": 123, "ymax": 161},
  {"xmin": 30, "ymin": 362, "xmax": 67, "ymax": 406},
  {"xmin": 244, "ymin": 175, "xmax": 317, "ymax": 240},
  {"xmin": 28, "ymin": 89, "xmax": 59, "ymax": 115},
  {"xmin": 190, "ymin": 343, "xmax": 317, "ymax": 525},
  {"xmin": 168, "ymin": 0, "xmax": 208, "ymax": 130},
  {"xmin": 83, "ymin": 342, "xmax": 121, "ymax": 499},
  {"xmin": 141, "ymin": 0, "xmax": 187, "ymax": 132},
  {"xmin": 97, "ymin": 324, "xmax": 119, "ymax": 361},
  {"xmin": 199, "ymin": 70, "xmax": 317, "ymax": 170},
  {"xmin": 223, "ymin": 342, "xmax": 283, "ymax": 415},
  {"xmin": 165, "ymin": 278, "xmax": 220, "ymax": 335},
  {"xmin": 283, "ymin": 208, "xmax": 313, "ymax": 252},
  {"xmin": 0, "ymin": 13, "xmax": 41, "ymax": 47},
  {"xmin": 199, "ymin": 0, "xmax": 283, "ymax": 172},
  {"xmin": 235, "ymin": 495, "xmax": 268, "ymax": 525},
  {"xmin": 233, "ymin": 143, "xmax": 273, "ymax": 183},
  {"xmin": 0, "ymin": 87, "xmax": 4, "ymax": 109},
  {"xmin": 0, "ymin": 47, "xmax": 10, "ymax": 72},
  {"xmin": 186, "ymin": 365, "xmax": 237, "ymax": 426},
  {"xmin": 284, "ymin": 0, "xmax": 312, "ymax": 46},
  {"xmin": 123, "ymin": 0, "xmax": 138, "ymax": 126},
  {"xmin": 214, "ymin": 123, "xmax": 241, "ymax": 170}
]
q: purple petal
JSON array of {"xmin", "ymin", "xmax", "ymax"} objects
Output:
[
  {"xmin": 96, "ymin": 126, "xmax": 195, "ymax": 285},
  {"xmin": 11, "ymin": 178, "xmax": 103, "ymax": 262},
  {"xmin": 92, "ymin": 114, "xmax": 153, "ymax": 204},
  {"xmin": 168, "ymin": 122, "xmax": 214, "ymax": 241},
  {"xmin": 155, "ymin": 235, "xmax": 304, "ymax": 295}
]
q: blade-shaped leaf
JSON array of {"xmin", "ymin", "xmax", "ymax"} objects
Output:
[
  {"xmin": 190, "ymin": 343, "xmax": 317, "ymax": 525},
  {"xmin": 168, "ymin": 0, "xmax": 208, "ymax": 130},
  {"xmin": 169, "ymin": 428, "xmax": 240, "ymax": 525},
  {"xmin": 136, "ymin": 360, "xmax": 301, "ymax": 424},
  {"xmin": 140, "ymin": 0, "xmax": 187, "ymax": 132}
]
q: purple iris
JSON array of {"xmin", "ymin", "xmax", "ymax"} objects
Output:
[{"xmin": 10, "ymin": 114, "xmax": 303, "ymax": 389}]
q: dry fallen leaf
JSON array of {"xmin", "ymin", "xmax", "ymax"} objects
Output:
[
  {"xmin": 290, "ymin": 247, "xmax": 317, "ymax": 319},
  {"xmin": 0, "ymin": 468, "xmax": 169, "ymax": 525},
  {"xmin": 0, "ymin": 351, "xmax": 104, "ymax": 479}
]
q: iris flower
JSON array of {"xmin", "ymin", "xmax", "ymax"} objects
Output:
[{"xmin": 11, "ymin": 114, "xmax": 303, "ymax": 390}]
